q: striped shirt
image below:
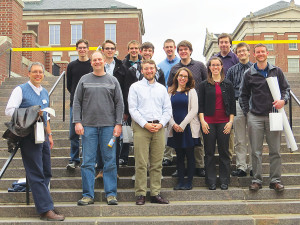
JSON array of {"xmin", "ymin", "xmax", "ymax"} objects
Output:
[{"xmin": 226, "ymin": 61, "xmax": 253, "ymax": 98}]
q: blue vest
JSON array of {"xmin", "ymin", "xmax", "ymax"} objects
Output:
[{"xmin": 19, "ymin": 82, "xmax": 49, "ymax": 126}]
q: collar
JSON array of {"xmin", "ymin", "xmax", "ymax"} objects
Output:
[
  {"xmin": 254, "ymin": 63, "xmax": 268, "ymax": 72},
  {"xmin": 28, "ymin": 81, "xmax": 43, "ymax": 93},
  {"xmin": 141, "ymin": 77, "xmax": 156, "ymax": 86},
  {"xmin": 180, "ymin": 58, "xmax": 194, "ymax": 66},
  {"xmin": 105, "ymin": 59, "xmax": 115, "ymax": 66},
  {"xmin": 166, "ymin": 56, "xmax": 179, "ymax": 64},
  {"xmin": 217, "ymin": 50, "xmax": 234, "ymax": 58}
]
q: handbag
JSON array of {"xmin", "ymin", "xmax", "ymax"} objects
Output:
[
  {"xmin": 122, "ymin": 121, "xmax": 133, "ymax": 143},
  {"xmin": 269, "ymin": 107, "xmax": 283, "ymax": 131},
  {"xmin": 34, "ymin": 116, "xmax": 45, "ymax": 144}
]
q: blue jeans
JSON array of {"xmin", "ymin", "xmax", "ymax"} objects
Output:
[
  {"xmin": 69, "ymin": 107, "xmax": 80, "ymax": 163},
  {"xmin": 81, "ymin": 126, "xmax": 117, "ymax": 199}
]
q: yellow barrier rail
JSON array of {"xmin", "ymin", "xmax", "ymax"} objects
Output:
[{"xmin": 10, "ymin": 40, "xmax": 300, "ymax": 51}]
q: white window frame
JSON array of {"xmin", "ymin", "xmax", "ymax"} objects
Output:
[
  {"xmin": 104, "ymin": 21, "xmax": 117, "ymax": 43},
  {"xmin": 264, "ymin": 35, "xmax": 274, "ymax": 51},
  {"xmin": 287, "ymin": 56, "xmax": 300, "ymax": 73},
  {"xmin": 68, "ymin": 51, "xmax": 78, "ymax": 62},
  {"xmin": 52, "ymin": 52, "xmax": 62, "ymax": 62},
  {"xmin": 48, "ymin": 22, "xmax": 61, "ymax": 45},
  {"xmin": 288, "ymin": 35, "xmax": 298, "ymax": 50},
  {"xmin": 70, "ymin": 21, "xmax": 83, "ymax": 45},
  {"xmin": 268, "ymin": 56, "xmax": 276, "ymax": 66}
]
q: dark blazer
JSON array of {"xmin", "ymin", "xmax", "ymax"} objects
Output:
[{"xmin": 199, "ymin": 79, "xmax": 236, "ymax": 117}]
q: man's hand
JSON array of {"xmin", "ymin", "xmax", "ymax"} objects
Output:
[
  {"xmin": 144, "ymin": 123, "xmax": 156, "ymax": 132},
  {"xmin": 75, "ymin": 123, "xmax": 84, "ymax": 135},
  {"xmin": 48, "ymin": 135, "xmax": 53, "ymax": 149},
  {"xmin": 273, "ymin": 99, "xmax": 285, "ymax": 110},
  {"xmin": 152, "ymin": 123, "xmax": 163, "ymax": 132},
  {"xmin": 113, "ymin": 124, "xmax": 122, "ymax": 137}
]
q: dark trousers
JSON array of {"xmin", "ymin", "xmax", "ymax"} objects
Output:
[
  {"xmin": 20, "ymin": 136, "xmax": 54, "ymax": 214},
  {"xmin": 175, "ymin": 147, "xmax": 195, "ymax": 185},
  {"xmin": 203, "ymin": 123, "xmax": 230, "ymax": 185},
  {"xmin": 119, "ymin": 116, "xmax": 132, "ymax": 163}
]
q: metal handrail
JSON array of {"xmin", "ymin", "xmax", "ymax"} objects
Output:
[
  {"xmin": 49, "ymin": 71, "xmax": 66, "ymax": 122},
  {"xmin": 288, "ymin": 90, "xmax": 300, "ymax": 129}
]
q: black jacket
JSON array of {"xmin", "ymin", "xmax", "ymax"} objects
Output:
[
  {"xmin": 110, "ymin": 57, "xmax": 127, "ymax": 93},
  {"xmin": 199, "ymin": 79, "xmax": 236, "ymax": 117},
  {"xmin": 122, "ymin": 54, "xmax": 142, "ymax": 70}
]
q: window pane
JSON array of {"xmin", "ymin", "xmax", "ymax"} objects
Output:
[
  {"xmin": 268, "ymin": 58, "xmax": 275, "ymax": 66},
  {"xmin": 70, "ymin": 55, "xmax": 78, "ymax": 62},
  {"xmin": 105, "ymin": 24, "xmax": 116, "ymax": 42},
  {"xmin": 71, "ymin": 24, "xmax": 82, "ymax": 44},
  {"xmin": 288, "ymin": 58, "xmax": 299, "ymax": 73},
  {"xmin": 49, "ymin": 25, "xmax": 60, "ymax": 45},
  {"xmin": 288, "ymin": 37, "xmax": 297, "ymax": 50},
  {"xmin": 265, "ymin": 37, "xmax": 273, "ymax": 51},
  {"xmin": 52, "ymin": 55, "xmax": 61, "ymax": 61}
]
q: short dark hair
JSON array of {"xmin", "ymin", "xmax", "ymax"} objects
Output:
[
  {"xmin": 218, "ymin": 33, "xmax": 232, "ymax": 46},
  {"xmin": 102, "ymin": 40, "xmax": 116, "ymax": 50},
  {"xmin": 141, "ymin": 59, "xmax": 156, "ymax": 69},
  {"xmin": 177, "ymin": 40, "xmax": 193, "ymax": 53},
  {"xmin": 254, "ymin": 43, "xmax": 268, "ymax": 53},
  {"xmin": 140, "ymin": 42, "xmax": 155, "ymax": 52},
  {"xmin": 164, "ymin": 39, "xmax": 175, "ymax": 46},
  {"xmin": 235, "ymin": 42, "xmax": 250, "ymax": 54},
  {"xmin": 76, "ymin": 39, "xmax": 89, "ymax": 48}
]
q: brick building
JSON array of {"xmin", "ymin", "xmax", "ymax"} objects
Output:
[
  {"xmin": 203, "ymin": 0, "xmax": 300, "ymax": 72},
  {"xmin": 0, "ymin": 0, "xmax": 144, "ymax": 80}
]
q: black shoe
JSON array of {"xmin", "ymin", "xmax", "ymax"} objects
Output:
[
  {"xmin": 183, "ymin": 183, "xmax": 193, "ymax": 190},
  {"xmin": 250, "ymin": 170, "xmax": 253, "ymax": 177},
  {"xmin": 172, "ymin": 170, "xmax": 178, "ymax": 177},
  {"xmin": 195, "ymin": 168, "xmax": 205, "ymax": 177},
  {"xmin": 220, "ymin": 184, "xmax": 228, "ymax": 190},
  {"xmin": 231, "ymin": 169, "xmax": 247, "ymax": 177},
  {"xmin": 208, "ymin": 184, "xmax": 216, "ymax": 190},
  {"xmin": 119, "ymin": 159, "xmax": 128, "ymax": 166},
  {"xmin": 162, "ymin": 159, "xmax": 172, "ymax": 166},
  {"xmin": 173, "ymin": 183, "xmax": 185, "ymax": 190}
]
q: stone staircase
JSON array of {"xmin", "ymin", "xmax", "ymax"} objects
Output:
[{"xmin": 0, "ymin": 74, "xmax": 300, "ymax": 224}]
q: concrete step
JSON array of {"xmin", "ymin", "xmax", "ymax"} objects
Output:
[
  {"xmin": 1, "ymin": 186, "xmax": 300, "ymax": 203},
  {"xmin": 1, "ymin": 214, "xmax": 300, "ymax": 225},
  {"xmin": 1, "ymin": 200, "xmax": 300, "ymax": 218}
]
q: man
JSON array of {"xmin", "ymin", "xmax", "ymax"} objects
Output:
[
  {"xmin": 227, "ymin": 42, "xmax": 253, "ymax": 177},
  {"xmin": 167, "ymin": 40, "xmax": 207, "ymax": 177},
  {"xmin": 128, "ymin": 59, "xmax": 172, "ymax": 205},
  {"xmin": 158, "ymin": 39, "xmax": 180, "ymax": 167},
  {"xmin": 5, "ymin": 62, "xmax": 64, "ymax": 221},
  {"xmin": 73, "ymin": 51, "xmax": 124, "ymax": 205},
  {"xmin": 239, "ymin": 44, "xmax": 290, "ymax": 192},
  {"xmin": 94, "ymin": 40, "xmax": 127, "ymax": 177},
  {"xmin": 123, "ymin": 40, "xmax": 142, "ymax": 70},
  {"xmin": 66, "ymin": 39, "xmax": 92, "ymax": 170}
]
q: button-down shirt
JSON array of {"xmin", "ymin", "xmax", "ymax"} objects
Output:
[
  {"xmin": 105, "ymin": 60, "xmax": 116, "ymax": 76},
  {"xmin": 158, "ymin": 56, "xmax": 180, "ymax": 89},
  {"xmin": 128, "ymin": 78, "xmax": 172, "ymax": 128}
]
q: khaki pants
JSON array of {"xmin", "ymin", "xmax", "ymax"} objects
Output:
[{"xmin": 132, "ymin": 121, "xmax": 165, "ymax": 196}]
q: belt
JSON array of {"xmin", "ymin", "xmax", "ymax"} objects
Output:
[{"xmin": 147, "ymin": 120, "xmax": 160, "ymax": 123}]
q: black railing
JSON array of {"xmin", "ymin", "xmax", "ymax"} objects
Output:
[
  {"xmin": 0, "ymin": 71, "xmax": 66, "ymax": 205},
  {"xmin": 289, "ymin": 90, "xmax": 300, "ymax": 129}
]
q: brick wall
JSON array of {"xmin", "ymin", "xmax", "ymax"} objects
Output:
[{"xmin": 0, "ymin": 38, "xmax": 12, "ymax": 85}]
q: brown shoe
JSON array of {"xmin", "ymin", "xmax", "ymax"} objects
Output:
[
  {"xmin": 40, "ymin": 210, "xmax": 65, "ymax": 221},
  {"xmin": 249, "ymin": 182, "xmax": 262, "ymax": 191},
  {"xmin": 150, "ymin": 194, "xmax": 169, "ymax": 204},
  {"xmin": 269, "ymin": 182, "xmax": 284, "ymax": 192},
  {"xmin": 136, "ymin": 195, "xmax": 145, "ymax": 205},
  {"xmin": 95, "ymin": 170, "xmax": 103, "ymax": 179}
]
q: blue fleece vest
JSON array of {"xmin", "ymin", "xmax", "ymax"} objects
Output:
[{"xmin": 19, "ymin": 82, "xmax": 49, "ymax": 126}]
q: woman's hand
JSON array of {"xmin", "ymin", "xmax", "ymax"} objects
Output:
[
  {"xmin": 173, "ymin": 124, "xmax": 183, "ymax": 132},
  {"xmin": 223, "ymin": 122, "xmax": 233, "ymax": 134},
  {"xmin": 201, "ymin": 121, "xmax": 210, "ymax": 134}
]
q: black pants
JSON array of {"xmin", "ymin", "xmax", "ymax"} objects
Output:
[
  {"xmin": 202, "ymin": 122, "xmax": 230, "ymax": 185},
  {"xmin": 119, "ymin": 116, "xmax": 132, "ymax": 163},
  {"xmin": 175, "ymin": 147, "xmax": 195, "ymax": 185}
]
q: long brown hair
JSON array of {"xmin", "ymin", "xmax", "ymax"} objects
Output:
[
  {"xmin": 207, "ymin": 56, "xmax": 225, "ymax": 85},
  {"xmin": 169, "ymin": 67, "xmax": 195, "ymax": 95}
]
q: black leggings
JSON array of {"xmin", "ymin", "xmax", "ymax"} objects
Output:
[{"xmin": 175, "ymin": 147, "xmax": 195, "ymax": 184}]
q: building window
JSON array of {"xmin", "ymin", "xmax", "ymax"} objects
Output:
[
  {"xmin": 49, "ymin": 25, "xmax": 60, "ymax": 45},
  {"xmin": 288, "ymin": 58, "xmax": 299, "ymax": 73},
  {"xmin": 268, "ymin": 57, "xmax": 276, "ymax": 66},
  {"xmin": 52, "ymin": 55, "xmax": 61, "ymax": 62},
  {"xmin": 264, "ymin": 36, "xmax": 274, "ymax": 51},
  {"xmin": 71, "ymin": 24, "xmax": 82, "ymax": 45},
  {"xmin": 70, "ymin": 55, "xmax": 79, "ymax": 62},
  {"xmin": 288, "ymin": 36, "xmax": 298, "ymax": 50},
  {"xmin": 105, "ymin": 23, "xmax": 116, "ymax": 42}
]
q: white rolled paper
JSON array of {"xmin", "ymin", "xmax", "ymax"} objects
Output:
[{"xmin": 266, "ymin": 77, "xmax": 298, "ymax": 152}]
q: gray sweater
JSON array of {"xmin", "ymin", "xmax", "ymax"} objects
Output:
[{"xmin": 73, "ymin": 72, "xmax": 124, "ymax": 126}]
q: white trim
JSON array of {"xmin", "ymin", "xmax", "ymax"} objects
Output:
[
  {"xmin": 287, "ymin": 55, "xmax": 300, "ymax": 59},
  {"xmin": 70, "ymin": 21, "xmax": 83, "ymax": 25},
  {"xmin": 104, "ymin": 21, "xmax": 117, "ymax": 24},
  {"xmin": 52, "ymin": 52, "xmax": 63, "ymax": 56},
  {"xmin": 68, "ymin": 51, "xmax": 78, "ymax": 57},
  {"xmin": 26, "ymin": 22, "xmax": 39, "ymax": 25},
  {"xmin": 264, "ymin": 35, "xmax": 274, "ymax": 38},
  {"xmin": 288, "ymin": 35, "xmax": 298, "ymax": 38},
  {"xmin": 48, "ymin": 22, "xmax": 61, "ymax": 25}
]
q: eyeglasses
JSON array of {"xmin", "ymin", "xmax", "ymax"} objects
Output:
[
  {"xmin": 30, "ymin": 70, "xmax": 43, "ymax": 74},
  {"xmin": 178, "ymin": 75, "xmax": 188, "ymax": 79},
  {"xmin": 77, "ymin": 47, "xmax": 87, "ymax": 50},
  {"xmin": 237, "ymin": 49, "xmax": 248, "ymax": 54},
  {"xmin": 104, "ymin": 47, "xmax": 116, "ymax": 51}
]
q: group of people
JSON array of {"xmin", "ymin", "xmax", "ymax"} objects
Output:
[{"xmin": 5, "ymin": 33, "xmax": 290, "ymax": 221}]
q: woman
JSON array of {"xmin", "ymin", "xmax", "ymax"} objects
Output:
[
  {"xmin": 168, "ymin": 67, "xmax": 200, "ymax": 190},
  {"xmin": 199, "ymin": 57, "xmax": 235, "ymax": 190}
]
